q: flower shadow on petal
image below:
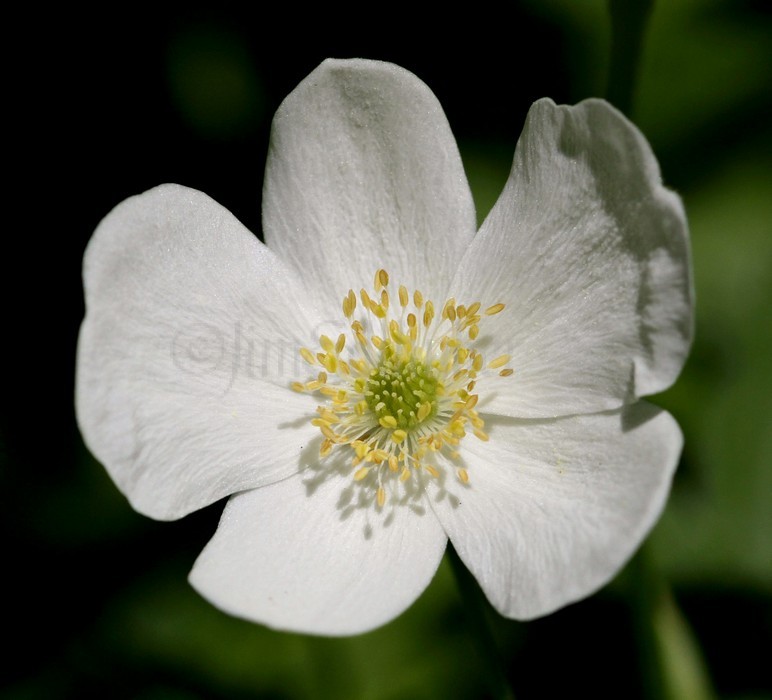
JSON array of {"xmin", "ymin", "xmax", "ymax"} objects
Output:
[
  {"xmin": 481, "ymin": 400, "xmax": 666, "ymax": 438},
  {"xmin": 619, "ymin": 400, "xmax": 665, "ymax": 432},
  {"xmin": 294, "ymin": 430, "xmax": 431, "ymax": 541},
  {"xmin": 428, "ymin": 456, "xmax": 472, "ymax": 512},
  {"xmin": 277, "ymin": 413, "xmax": 313, "ymax": 430},
  {"xmin": 557, "ymin": 103, "xmax": 692, "ymax": 395}
]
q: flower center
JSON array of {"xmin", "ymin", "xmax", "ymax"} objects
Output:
[
  {"xmin": 364, "ymin": 358, "xmax": 440, "ymax": 430},
  {"xmin": 292, "ymin": 269, "xmax": 511, "ymax": 509}
]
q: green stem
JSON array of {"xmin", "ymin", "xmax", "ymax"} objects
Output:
[
  {"xmin": 630, "ymin": 544, "xmax": 717, "ymax": 700},
  {"xmin": 447, "ymin": 543, "xmax": 515, "ymax": 700},
  {"xmin": 606, "ymin": 0, "xmax": 654, "ymax": 115},
  {"xmin": 630, "ymin": 545, "xmax": 669, "ymax": 700}
]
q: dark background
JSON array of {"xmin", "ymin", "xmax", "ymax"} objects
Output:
[{"xmin": 5, "ymin": 2, "xmax": 771, "ymax": 698}]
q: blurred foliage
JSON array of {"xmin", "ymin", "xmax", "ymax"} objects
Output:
[
  {"xmin": 166, "ymin": 24, "xmax": 266, "ymax": 141},
  {"xmin": 4, "ymin": 0, "xmax": 771, "ymax": 699},
  {"xmin": 653, "ymin": 151, "xmax": 772, "ymax": 589}
]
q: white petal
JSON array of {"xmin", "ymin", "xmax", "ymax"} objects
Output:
[
  {"xmin": 431, "ymin": 402, "xmax": 681, "ymax": 620},
  {"xmin": 189, "ymin": 471, "xmax": 447, "ymax": 635},
  {"xmin": 262, "ymin": 58, "xmax": 476, "ymax": 317},
  {"xmin": 456, "ymin": 98, "xmax": 693, "ymax": 418},
  {"xmin": 76, "ymin": 184, "xmax": 324, "ymax": 520}
]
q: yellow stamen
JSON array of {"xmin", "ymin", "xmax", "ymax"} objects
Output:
[
  {"xmin": 392, "ymin": 429, "xmax": 407, "ymax": 444},
  {"xmin": 353, "ymin": 441, "xmax": 371, "ymax": 459},
  {"xmin": 466, "ymin": 302, "xmax": 481, "ymax": 317},
  {"xmin": 370, "ymin": 449, "xmax": 389, "ymax": 464},
  {"xmin": 379, "ymin": 415, "xmax": 398, "ymax": 429},
  {"xmin": 300, "ymin": 347, "xmax": 316, "ymax": 365},
  {"xmin": 318, "ymin": 408, "xmax": 337, "ymax": 422},
  {"xmin": 488, "ymin": 354, "xmax": 511, "ymax": 369},
  {"xmin": 423, "ymin": 301, "xmax": 435, "ymax": 327},
  {"xmin": 318, "ymin": 422, "xmax": 337, "ymax": 438},
  {"xmin": 442, "ymin": 298, "xmax": 456, "ymax": 322},
  {"xmin": 343, "ymin": 289, "xmax": 357, "ymax": 317},
  {"xmin": 449, "ymin": 419, "xmax": 466, "ymax": 437},
  {"xmin": 485, "ymin": 303, "xmax": 505, "ymax": 315}
]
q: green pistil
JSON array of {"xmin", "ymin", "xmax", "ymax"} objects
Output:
[{"xmin": 365, "ymin": 358, "xmax": 439, "ymax": 430}]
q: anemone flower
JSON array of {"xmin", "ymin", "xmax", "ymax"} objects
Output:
[{"xmin": 76, "ymin": 59, "xmax": 693, "ymax": 635}]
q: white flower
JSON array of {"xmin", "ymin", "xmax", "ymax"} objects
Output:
[{"xmin": 76, "ymin": 59, "xmax": 693, "ymax": 636}]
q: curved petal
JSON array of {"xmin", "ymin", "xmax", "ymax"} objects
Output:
[
  {"xmin": 76, "ymin": 184, "xmax": 324, "ymax": 520},
  {"xmin": 189, "ymin": 472, "xmax": 447, "ymax": 635},
  {"xmin": 430, "ymin": 402, "xmax": 681, "ymax": 620},
  {"xmin": 455, "ymin": 98, "xmax": 693, "ymax": 418},
  {"xmin": 262, "ymin": 58, "xmax": 477, "ymax": 318}
]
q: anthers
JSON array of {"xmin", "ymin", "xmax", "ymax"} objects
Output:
[{"xmin": 294, "ymin": 269, "xmax": 511, "ymax": 508}]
